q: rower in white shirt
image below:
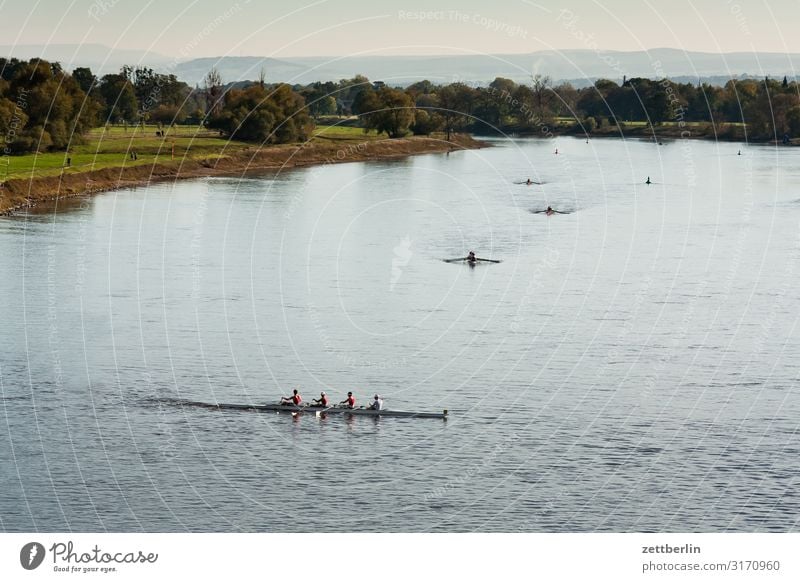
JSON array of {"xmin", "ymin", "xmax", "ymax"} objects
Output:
[{"xmin": 369, "ymin": 394, "xmax": 384, "ymax": 411}]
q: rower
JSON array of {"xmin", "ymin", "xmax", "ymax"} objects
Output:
[
  {"xmin": 467, "ymin": 251, "xmax": 476, "ymax": 262},
  {"xmin": 311, "ymin": 391, "xmax": 329, "ymax": 407},
  {"xmin": 369, "ymin": 394, "xmax": 384, "ymax": 411},
  {"xmin": 280, "ymin": 389, "xmax": 302, "ymax": 406},
  {"xmin": 526, "ymin": 178, "xmax": 532, "ymax": 185},
  {"xmin": 546, "ymin": 206, "xmax": 554, "ymax": 215},
  {"xmin": 645, "ymin": 176, "xmax": 651, "ymax": 185},
  {"xmin": 339, "ymin": 391, "xmax": 356, "ymax": 408}
]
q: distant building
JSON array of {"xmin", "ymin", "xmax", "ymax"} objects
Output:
[{"xmin": 372, "ymin": 81, "xmax": 386, "ymax": 89}]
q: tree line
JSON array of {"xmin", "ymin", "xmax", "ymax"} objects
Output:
[
  {"xmin": 0, "ymin": 58, "xmax": 312, "ymax": 154},
  {"xmin": 3, "ymin": 56, "xmax": 800, "ymax": 156},
  {"xmin": 344, "ymin": 74, "xmax": 800, "ymax": 140}
]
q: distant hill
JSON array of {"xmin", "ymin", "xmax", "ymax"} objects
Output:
[
  {"xmin": 173, "ymin": 56, "xmax": 309, "ymax": 87},
  {"xmin": 173, "ymin": 49, "xmax": 800, "ymax": 87},
  {"xmin": 2, "ymin": 45, "xmax": 798, "ymax": 87}
]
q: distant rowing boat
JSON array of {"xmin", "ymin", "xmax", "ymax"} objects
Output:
[
  {"xmin": 185, "ymin": 401, "xmax": 449, "ymax": 419},
  {"xmin": 444, "ymin": 257, "xmax": 502, "ymax": 264}
]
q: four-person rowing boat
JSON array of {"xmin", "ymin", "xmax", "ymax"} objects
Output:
[{"xmin": 200, "ymin": 402, "xmax": 449, "ymax": 419}]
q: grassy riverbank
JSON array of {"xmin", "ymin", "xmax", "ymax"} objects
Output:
[{"xmin": 0, "ymin": 124, "xmax": 483, "ymax": 214}]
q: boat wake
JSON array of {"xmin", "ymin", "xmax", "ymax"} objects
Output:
[{"xmin": 144, "ymin": 397, "xmax": 242, "ymax": 411}]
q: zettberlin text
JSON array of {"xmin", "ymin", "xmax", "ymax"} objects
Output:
[{"xmin": 642, "ymin": 544, "xmax": 701, "ymax": 554}]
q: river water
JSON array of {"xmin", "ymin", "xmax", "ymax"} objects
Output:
[{"xmin": 1, "ymin": 136, "xmax": 799, "ymax": 532}]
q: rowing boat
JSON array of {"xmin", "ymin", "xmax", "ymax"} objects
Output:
[
  {"xmin": 444, "ymin": 257, "xmax": 502, "ymax": 264},
  {"xmin": 190, "ymin": 401, "xmax": 449, "ymax": 419}
]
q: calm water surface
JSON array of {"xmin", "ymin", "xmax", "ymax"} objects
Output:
[{"xmin": 2, "ymin": 136, "xmax": 800, "ymax": 532}]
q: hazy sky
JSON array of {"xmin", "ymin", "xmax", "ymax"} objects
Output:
[{"xmin": 0, "ymin": 0, "xmax": 797, "ymax": 57}]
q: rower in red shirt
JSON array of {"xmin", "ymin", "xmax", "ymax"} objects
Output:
[
  {"xmin": 339, "ymin": 391, "xmax": 356, "ymax": 409},
  {"xmin": 311, "ymin": 391, "xmax": 329, "ymax": 407},
  {"xmin": 280, "ymin": 389, "xmax": 302, "ymax": 406}
]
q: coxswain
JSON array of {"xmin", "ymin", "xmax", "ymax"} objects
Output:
[
  {"xmin": 280, "ymin": 389, "xmax": 302, "ymax": 406},
  {"xmin": 339, "ymin": 391, "xmax": 356, "ymax": 408},
  {"xmin": 369, "ymin": 394, "xmax": 384, "ymax": 411},
  {"xmin": 311, "ymin": 391, "xmax": 329, "ymax": 407}
]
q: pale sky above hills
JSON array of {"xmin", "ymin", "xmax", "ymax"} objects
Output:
[{"xmin": 0, "ymin": 0, "xmax": 797, "ymax": 59}]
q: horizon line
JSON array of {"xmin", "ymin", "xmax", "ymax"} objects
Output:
[{"xmin": 3, "ymin": 45, "xmax": 800, "ymax": 60}]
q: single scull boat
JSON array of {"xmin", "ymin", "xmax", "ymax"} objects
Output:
[{"xmin": 444, "ymin": 257, "xmax": 502, "ymax": 264}]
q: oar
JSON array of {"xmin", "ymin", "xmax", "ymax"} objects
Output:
[
  {"xmin": 309, "ymin": 400, "xmax": 334, "ymax": 416},
  {"xmin": 444, "ymin": 257, "xmax": 501, "ymax": 263},
  {"xmin": 293, "ymin": 403, "xmax": 318, "ymax": 417},
  {"xmin": 278, "ymin": 398, "xmax": 305, "ymax": 416}
]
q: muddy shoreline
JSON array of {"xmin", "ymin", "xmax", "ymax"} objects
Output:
[{"xmin": 0, "ymin": 134, "xmax": 485, "ymax": 215}]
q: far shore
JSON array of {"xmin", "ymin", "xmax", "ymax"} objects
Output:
[
  {"xmin": 500, "ymin": 121, "xmax": 798, "ymax": 144},
  {"xmin": 0, "ymin": 133, "xmax": 485, "ymax": 215}
]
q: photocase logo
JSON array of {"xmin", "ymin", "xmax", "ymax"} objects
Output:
[
  {"xmin": 20, "ymin": 542, "xmax": 45, "ymax": 570},
  {"xmin": 390, "ymin": 235, "xmax": 413, "ymax": 291}
]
